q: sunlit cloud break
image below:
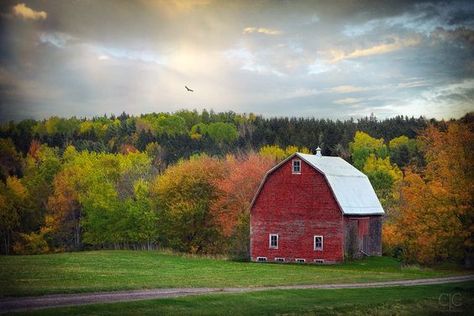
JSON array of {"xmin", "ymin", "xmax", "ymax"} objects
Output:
[
  {"xmin": 243, "ymin": 27, "xmax": 281, "ymax": 35},
  {"xmin": 12, "ymin": 3, "xmax": 47, "ymax": 20},
  {"xmin": 328, "ymin": 37, "xmax": 421, "ymax": 63}
]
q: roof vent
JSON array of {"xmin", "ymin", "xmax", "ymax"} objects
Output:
[{"xmin": 315, "ymin": 147, "xmax": 322, "ymax": 157}]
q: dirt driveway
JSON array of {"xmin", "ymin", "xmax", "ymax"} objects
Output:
[{"xmin": 1, "ymin": 275, "xmax": 473, "ymax": 313}]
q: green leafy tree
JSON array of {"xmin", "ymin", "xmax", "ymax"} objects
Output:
[
  {"xmin": 389, "ymin": 135, "xmax": 420, "ymax": 168},
  {"xmin": 21, "ymin": 142, "xmax": 61, "ymax": 232},
  {"xmin": 362, "ymin": 154, "xmax": 402, "ymax": 207},
  {"xmin": 350, "ymin": 131, "xmax": 402, "ymax": 213},
  {"xmin": 189, "ymin": 122, "xmax": 238, "ymax": 144},
  {"xmin": 349, "ymin": 131, "xmax": 388, "ymax": 170},
  {"xmin": 206, "ymin": 122, "xmax": 238, "ymax": 143}
]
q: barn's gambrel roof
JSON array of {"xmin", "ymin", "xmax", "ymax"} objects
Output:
[{"xmin": 251, "ymin": 152, "xmax": 384, "ymax": 216}]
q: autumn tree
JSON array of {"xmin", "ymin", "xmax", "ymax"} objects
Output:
[
  {"xmin": 21, "ymin": 142, "xmax": 61, "ymax": 232},
  {"xmin": 46, "ymin": 147, "xmax": 156, "ymax": 250},
  {"xmin": 384, "ymin": 122, "xmax": 474, "ymax": 265},
  {"xmin": 45, "ymin": 146, "xmax": 85, "ymax": 250},
  {"xmin": 0, "ymin": 138, "xmax": 23, "ymax": 181},
  {"xmin": 0, "ymin": 177, "xmax": 27, "ymax": 254},
  {"xmin": 349, "ymin": 131, "xmax": 387, "ymax": 170},
  {"xmin": 151, "ymin": 155, "xmax": 226, "ymax": 253},
  {"xmin": 362, "ymin": 154, "xmax": 402, "ymax": 208},
  {"xmin": 211, "ymin": 153, "xmax": 274, "ymax": 258},
  {"xmin": 349, "ymin": 131, "xmax": 401, "ymax": 211},
  {"xmin": 259, "ymin": 145, "xmax": 310, "ymax": 162}
]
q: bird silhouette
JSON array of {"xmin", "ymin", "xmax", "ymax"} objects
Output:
[{"xmin": 185, "ymin": 86, "xmax": 194, "ymax": 92}]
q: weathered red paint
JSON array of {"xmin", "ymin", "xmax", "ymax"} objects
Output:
[
  {"xmin": 250, "ymin": 158, "xmax": 344, "ymax": 263},
  {"xmin": 357, "ymin": 218, "xmax": 369, "ymax": 236},
  {"xmin": 250, "ymin": 157, "xmax": 382, "ymax": 263}
]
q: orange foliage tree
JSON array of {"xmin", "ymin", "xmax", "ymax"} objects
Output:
[
  {"xmin": 151, "ymin": 152, "xmax": 274, "ymax": 256},
  {"xmin": 383, "ymin": 121, "xmax": 474, "ymax": 265},
  {"xmin": 211, "ymin": 153, "xmax": 274, "ymax": 258}
]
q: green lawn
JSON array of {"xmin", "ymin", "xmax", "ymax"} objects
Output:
[
  {"xmin": 0, "ymin": 250, "xmax": 467, "ymax": 297},
  {"xmin": 13, "ymin": 282, "xmax": 474, "ymax": 316}
]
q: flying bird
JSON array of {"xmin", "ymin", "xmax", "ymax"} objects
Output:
[{"xmin": 185, "ymin": 86, "xmax": 194, "ymax": 92}]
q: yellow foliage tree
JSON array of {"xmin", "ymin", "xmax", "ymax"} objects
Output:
[
  {"xmin": 259, "ymin": 145, "xmax": 311, "ymax": 162},
  {"xmin": 151, "ymin": 155, "xmax": 227, "ymax": 253},
  {"xmin": 350, "ymin": 131, "xmax": 387, "ymax": 170}
]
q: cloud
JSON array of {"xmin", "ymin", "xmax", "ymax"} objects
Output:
[
  {"xmin": 308, "ymin": 60, "xmax": 335, "ymax": 75},
  {"xmin": 225, "ymin": 47, "xmax": 285, "ymax": 76},
  {"xmin": 148, "ymin": 0, "xmax": 212, "ymax": 17},
  {"xmin": 39, "ymin": 32, "xmax": 73, "ymax": 48},
  {"xmin": 327, "ymin": 85, "xmax": 368, "ymax": 94},
  {"xmin": 329, "ymin": 37, "xmax": 421, "ymax": 63},
  {"xmin": 396, "ymin": 79, "xmax": 429, "ymax": 89},
  {"xmin": 342, "ymin": 2, "xmax": 474, "ymax": 38},
  {"xmin": 382, "ymin": 79, "xmax": 474, "ymax": 118},
  {"xmin": 431, "ymin": 27, "xmax": 474, "ymax": 46},
  {"xmin": 98, "ymin": 55, "xmax": 110, "ymax": 61},
  {"xmin": 12, "ymin": 3, "xmax": 47, "ymax": 20},
  {"xmin": 243, "ymin": 27, "xmax": 281, "ymax": 35},
  {"xmin": 333, "ymin": 97, "xmax": 361, "ymax": 105}
]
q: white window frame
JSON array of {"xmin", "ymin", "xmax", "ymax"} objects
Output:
[
  {"xmin": 295, "ymin": 258, "xmax": 306, "ymax": 263},
  {"xmin": 314, "ymin": 259, "xmax": 325, "ymax": 264},
  {"xmin": 275, "ymin": 257, "xmax": 285, "ymax": 262},
  {"xmin": 269, "ymin": 234, "xmax": 279, "ymax": 249},
  {"xmin": 256, "ymin": 256, "xmax": 267, "ymax": 262},
  {"xmin": 314, "ymin": 235, "xmax": 323, "ymax": 251},
  {"xmin": 292, "ymin": 159, "xmax": 301, "ymax": 174}
]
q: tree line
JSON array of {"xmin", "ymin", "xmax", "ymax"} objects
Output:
[
  {"xmin": 0, "ymin": 110, "xmax": 472, "ymax": 265},
  {"xmin": 0, "ymin": 110, "xmax": 429, "ymax": 165}
]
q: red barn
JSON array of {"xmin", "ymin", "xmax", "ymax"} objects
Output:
[{"xmin": 250, "ymin": 149, "xmax": 384, "ymax": 264}]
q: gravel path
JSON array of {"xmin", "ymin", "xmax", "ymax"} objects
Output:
[{"xmin": 1, "ymin": 275, "xmax": 473, "ymax": 313}]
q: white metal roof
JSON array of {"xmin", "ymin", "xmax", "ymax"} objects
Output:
[
  {"xmin": 296, "ymin": 153, "xmax": 384, "ymax": 215},
  {"xmin": 250, "ymin": 152, "xmax": 384, "ymax": 216}
]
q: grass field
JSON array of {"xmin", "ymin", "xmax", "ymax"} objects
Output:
[
  {"xmin": 0, "ymin": 250, "xmax": 467, "ymax": 297},
  {"xmin": 12, "ymin": 282, "xmax": 474, "ymax": 315}
]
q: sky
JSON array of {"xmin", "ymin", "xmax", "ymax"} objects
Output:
[{"xmin": 0, "ymin": 0, "xmax": 473, "ymax": 122}]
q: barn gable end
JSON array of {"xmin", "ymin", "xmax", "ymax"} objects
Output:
[
  {"xmin": 250, "ymin": 152, "xmax": 384, "ymax": 263},
  {"xmin": 250, "ymin": 156, "xmax": 345, "ymax": 263}
]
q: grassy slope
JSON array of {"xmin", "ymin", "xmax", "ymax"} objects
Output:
[
  {"xmin": 14, "ymin": 282, "xmax": 474, "ymax": 316},
  {"xmin": 0, "ymin": 250, "xmax": 467, "ymax": 297}
]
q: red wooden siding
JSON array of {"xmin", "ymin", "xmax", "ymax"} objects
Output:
[{"xmin": 250, "ymin": 158, "xmax": 344, "ymax": 263}]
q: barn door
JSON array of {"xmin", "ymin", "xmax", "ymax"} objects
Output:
[
  {"xmin": 362, "ymin": 235, "xmax": 369, "ymax": 254},
  {"xmin": 358, "ymin": 218, "xmax": 369, "ymax": 256}
]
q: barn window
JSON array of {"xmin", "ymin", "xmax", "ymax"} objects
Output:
[
  {"xmin": 275, "ymin": 257, "xmax": 285, "ymax": 262},
  {"xmin": 314, "ymin": 235, "xmax": 323, "ymax": 251},
  {"xmin": 256, "ymin": 257, "xmax": 267, "ymax": 262},
  {"xmin": 292, "ymin": 159, "xmax": 301, "ymax": 174},
  {"xmin": 295, "ymin": 258, "xmax": 306, "ymax": 263},
  {"xmin": 314, "ymin": 259, "xmax": 325, "ymax": 264},
  {"xmin": 269, "ymin": 234, "xmax": 278, "ymax": 249}
]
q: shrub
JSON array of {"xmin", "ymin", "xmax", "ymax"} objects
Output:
[{"xmin": 13, "ymin": 232, "xmax": 50, "ymax": 254}]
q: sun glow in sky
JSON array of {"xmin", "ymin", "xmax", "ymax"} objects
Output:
[{"xmin": 0, "ymin": 0, "xmax": 473, "ymax": 121}]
